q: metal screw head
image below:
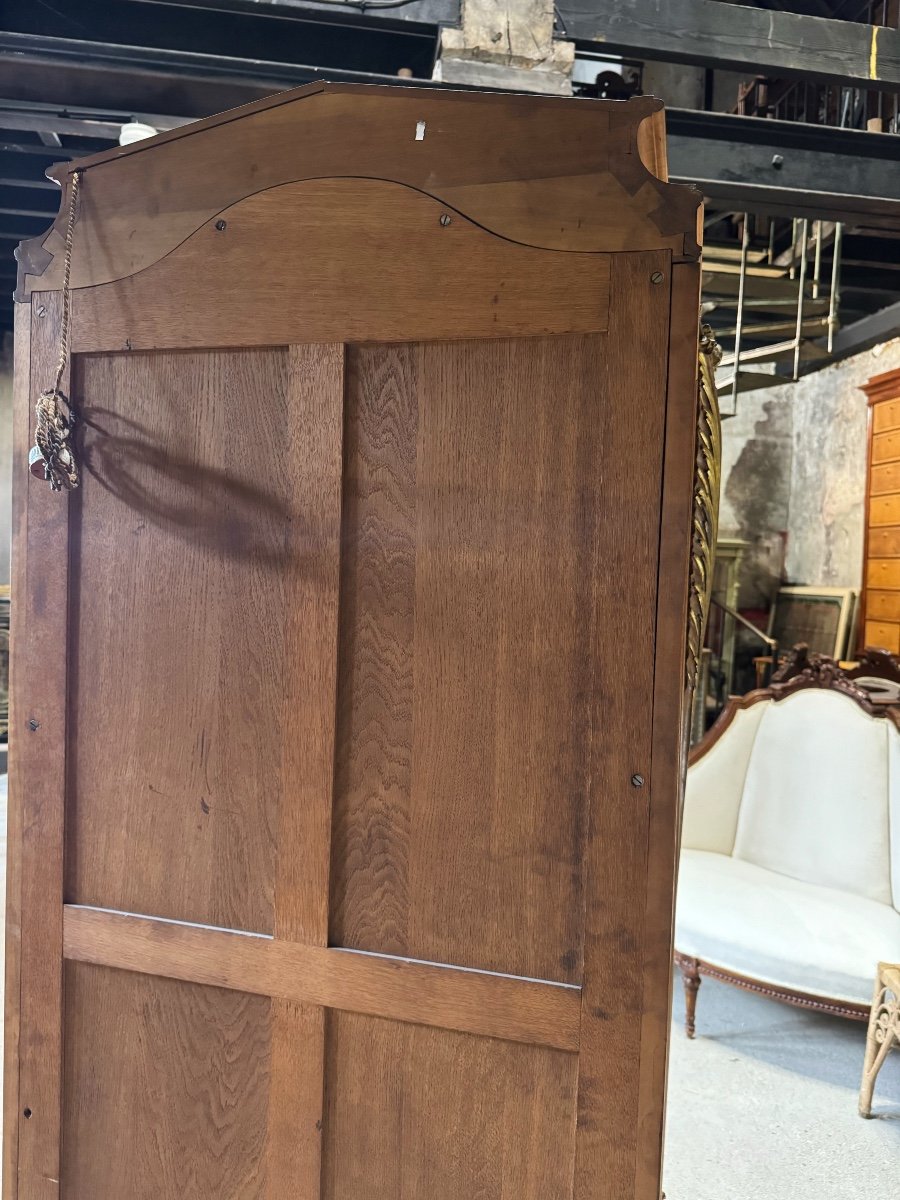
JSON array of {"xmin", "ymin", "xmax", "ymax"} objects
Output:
[
  {"xmin": 439, "ymin": 214, "xmax": 452, "ymax": 227},
  {"xmin": 771, "ymin": 154, "xmax": 784, "ymax": 169},
  {"xmin": 36, "ymin": 304, "xmax": 47, "ymax": 318},
  {"xmin": 215, "ymin": 219, "xmax": 227, "ymax": 232},
  {"xmin": 27, "ymin": 719, "xmax": 40, "ymax": 732},
  {"xmin": 650, "ymin": 271, "xmax": 664, "ymax": 285},
  {"xmin": 631, "ymin": 773, "xmax": 644, "ymax": 788}
]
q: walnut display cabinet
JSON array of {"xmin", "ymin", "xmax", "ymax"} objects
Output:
[{"xmin": 7, "ymin": 83, "xmax": 706, "ymax": 1200}]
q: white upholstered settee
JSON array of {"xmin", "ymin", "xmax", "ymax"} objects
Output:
[{"xmin": 675, "ymin": 651, "xmax": 900, "ymax": 1035}]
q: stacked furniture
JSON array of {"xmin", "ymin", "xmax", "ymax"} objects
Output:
[{"xmin": 861, "ymin": 367, "xmax": 900, "ymax": 654}]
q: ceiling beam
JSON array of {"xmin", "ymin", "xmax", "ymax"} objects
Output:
[
  {"xmin": 823, "ymin": 299, "xmax": 900, "ymax": 361},
  {"xmin": 558, "ymin": 0, "xmax": 900, "ymax": 87},
  {"xmin": 0, "ymin": 32, "xmax": 442, "ymax": 118},
  {"xmin": 125, "ymin": 0, "xmax": 460, "ymax": 29},
  {"xmin": 666, "ymin": 109, "xmax": 900, "ymax": 226},
  {"xmin": 2, "ymin": 32, "xmax": 900, "ymax": 233}
]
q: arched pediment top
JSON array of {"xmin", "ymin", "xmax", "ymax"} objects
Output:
[{"xmin": 16, "ymin": 81, "xmax": 701, "ymax": 301}]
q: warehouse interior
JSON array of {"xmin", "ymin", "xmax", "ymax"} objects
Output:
[{"xmin": 1, "ymin": 3, "xmax": 899, "ymax": 1199}]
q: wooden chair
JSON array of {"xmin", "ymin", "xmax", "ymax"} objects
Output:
[{"xmin": 859, "ymin": 962, "xmax": 900, "ymax": 1118}]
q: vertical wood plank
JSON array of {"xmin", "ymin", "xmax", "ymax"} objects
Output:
[
  {"xmin": 68, "ymin": 348, "xmax": 292, "ymax": 934},
  {"xmin": 573, "ymin": 252, "xmax": 672, "ymax": 1200},
  {"xmin": 268, "ymin": 342, "xmax": 345, "ymax": 1199},
  {"xmin": 322, "ymin": 1012, "xmax": 578, "ymax": 1200},
  {"xmin": 330, "ymin": 345, "xmax": 418, "ymax": 956},
  {"xmin": 4, "ymin": 302, "xmax": 31, "ymax": 1200},
  {"xmin": 409, "ymin": 336, "xmax": 597, "ymax": 982},
  {"xmin": 14, "ymin": 294, "xmax": 71, "ymax": 1199},
  {"xmin": 636, "ymin": 260, "xmax": 702, "ymax": 1200},
  {"xmin": 275, "ymin": 342, "xmax": 345, "ymax": 945},
  {"xmin": 62, "ymin": 964, "xmax": 272, "ymax": 1199}
]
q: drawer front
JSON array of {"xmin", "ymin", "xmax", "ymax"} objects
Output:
[
  {"xmin": 870, "ymin": 494, "xmax": 900, "ymax": 526},
  {"xmin": 866, "ymin": 591, "xmax": 900, "ymax": 621},
  {"xmin": 867, "ymin": 559, "xmax": 900, "ymax": 589},
  {"xmin": 864, "ymin": 620, "xmax": 900, "ymax": 653},
  {"xmin": 873, "ymin": 397, "xmax": 900, "ymax": 433},
  {"xmin": 872, "ymin": 430, "xmax": 900, "ymax": 464},
  {"xmin": 870, "ymin": 462, "xmax": 900, "ymax": 495},
  {"xmin": 867, "ymin": 526, "xmax": 900, "ymax": 557}
]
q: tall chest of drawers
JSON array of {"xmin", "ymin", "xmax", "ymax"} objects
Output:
[{"xmin": 862, "ymin": 367, "xmax": 900, "ymax": 652}]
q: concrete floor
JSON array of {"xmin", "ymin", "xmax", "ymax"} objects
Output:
[
  {"xmin": 664, "ymin": 973, "xmax": 900, "ymax": 1200},
  {"xmin": 0, "ymin": 772, "xmax": 897, "ymax": 1195}
]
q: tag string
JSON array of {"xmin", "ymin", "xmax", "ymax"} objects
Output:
[{"xmin": 31, "ymin": 170, "xmax": 81, "ymax": 492}]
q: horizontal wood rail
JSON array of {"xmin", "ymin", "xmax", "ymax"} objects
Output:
[{"xmin": 63, "ymin": 905, "xmax": 581, "ymax": 1052}]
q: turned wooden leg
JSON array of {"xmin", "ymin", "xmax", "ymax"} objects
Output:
[
  {"xmin": 860, "ymin": 964, "xmax": 900, "ymax": 1119},
  {"xmin": 679, "ymin": 955, "xmax": 702, "ymax": 1039}
]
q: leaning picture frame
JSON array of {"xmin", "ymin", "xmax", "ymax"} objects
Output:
[{"xmin": 768, "ymin": 585, "xmax": 859, "ymax": 662}]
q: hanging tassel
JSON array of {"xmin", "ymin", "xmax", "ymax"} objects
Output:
[{"xmin": 30, "ymin": 171, "xmax": 81, "ymax": 492}]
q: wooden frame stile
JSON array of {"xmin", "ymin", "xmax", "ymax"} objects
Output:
[
  {"xmin": 637, "ymin": 258, "xmax": 702, "ymax": 1197},
  {"xmin": 6, "ymin": 292, "xmax": 72, "ymax": 1200},
  {"xmin": 573, "ymin": 250, "xmax": 671, "ymax": 1200},
  {"xmin": 574, "ymin": 250, "xmax": 703, "ymax": 1199},
  {"xmin": 4, "ymin": 300, "xmax": 30, "ymax": 1200},
  {"xmin": 267, "ymin": 341, "xmax": 345, "ymax": 1194}
]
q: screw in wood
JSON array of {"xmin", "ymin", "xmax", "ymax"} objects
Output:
[
  {"xmin": 439, "ymin": 214, "xmax": 452, "ymax": 227},
  {"xmin": 215, "ymin": 219, "xmax": 227, "ymax": 231},
  {"xmin": 27, "ymin": 719, "xmax": 40, "ymax": 732},
  {"xmin": 631, "ymin": 773, "xmax": 644, "ymax": 788},
  {"xmin": 650, "ymin": 271, "xmax": 664, "ymax": 285},
  {"xmin": 36, "ymin": 305, "xmax": 47, "ymax": 318}
]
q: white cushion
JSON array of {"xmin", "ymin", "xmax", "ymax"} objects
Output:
[
  {"xmin": 682, "ymin": 702, "xmax": 767, "ymax": 856},
  {"xmin": 890, "ymin": 727, "xmax": 900, "ymax": 911},
  {"xmin": 675, "ymin": 850, "xmax": 900, "ymax": 1005},
  {"xmin": 732, "ymin": 690, "xmax": 894, "ymax": 906}
]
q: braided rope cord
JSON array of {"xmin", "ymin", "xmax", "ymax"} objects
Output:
[{"xmin": 32, "ymin": 170, "xmax": 81, "ymax": 492}]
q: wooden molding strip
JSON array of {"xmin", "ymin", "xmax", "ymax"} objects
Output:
[{"xmin": 63, "ymin": 906, "xmax": 581, "ymax": 1053}]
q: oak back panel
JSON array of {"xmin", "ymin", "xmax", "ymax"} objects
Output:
[{"xmin": 7, "ymin": 83, "xmax": 702, "ymax": 1200}]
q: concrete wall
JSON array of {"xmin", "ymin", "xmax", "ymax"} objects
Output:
[
  {"xmin": 719, "ymin": 337, "xmax": 900, "ymax": 605},
  {"xmin": 720, "ymin": 387, "xmax": 793, "ymax": 609},
  {"xmin": 785, "ymin": 338, "xmax": 900, "ymax": 588}
]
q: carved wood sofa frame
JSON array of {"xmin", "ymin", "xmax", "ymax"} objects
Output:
[{"xmin": 677, "ymin": 645, "xmax": 900, "ymax": 1035}]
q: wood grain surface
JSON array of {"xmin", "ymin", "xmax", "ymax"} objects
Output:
[
  {"xmin": 8, "ymin": 84, "xmax": 701, "ymax": 1200},
  {"xmin": 66, "ymin": 179, "xmax": 612, "ymax": 354},
  {"xmin": 635, "ymin": 259, "xmax": 702, "ymax": 1199},
  {"xmin": 3, "ymin": 303, "xmax": 30, "ymax": 1200},
  {"xmin": 859, "ymin": 369, "xmax": 900, "ymax": 654},
  {"xmin": 63, "ymin": 906, "xmax": 580, "ymax": 1052},
  {"xmin": 62, "ymin": 963, "xmax": 271, "ymax": 1199},
  {"xmin": 322, "ymin": 1011, "xmax": 578, "ymax": 1200},
  {"xmin": 571, "ymin": 252, "xmax": 672, "ymax": 1200},
  {"xmin": 330, "ymin": 336, "xmax": 602, "ymax": 982},
  {"xmin": 18, "ymin": 84, "xmax": 699, "ymax": 298},
  {"xmin": 14, "ymin": 295, "xmax": 72, "ymax": 1200},
  {"xmin": 66, "ymin": 346, "xmax": 345, "ymax": 933}
]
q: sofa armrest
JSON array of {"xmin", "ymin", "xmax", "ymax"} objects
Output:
[{"xmin": 682, "ymin": 700, "xmax": 768, "ymax": 856}]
